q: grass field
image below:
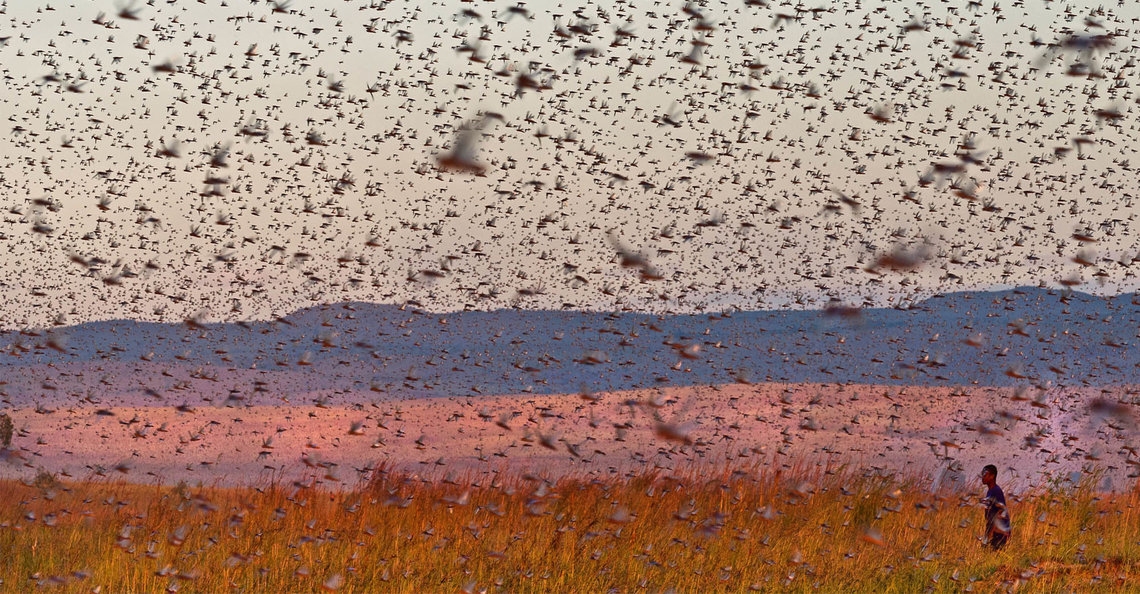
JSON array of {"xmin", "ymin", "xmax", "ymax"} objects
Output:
[{"xmin": 1, "ymin": 461, "xmax": 1137, "ymax": 593}]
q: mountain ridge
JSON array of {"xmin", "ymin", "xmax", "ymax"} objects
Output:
[{"xmin": 3, "ymin": 287, "xmax": 1137, "ymax": 397}]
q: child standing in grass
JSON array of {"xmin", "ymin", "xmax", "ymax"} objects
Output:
[{"xmin": 981, "ymin": 464, "xmax": 1010, "ymax": 550}]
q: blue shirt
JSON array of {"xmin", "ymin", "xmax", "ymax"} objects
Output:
[{"xmin": 985, "ymin": 484, "xmax": 1008, "ymax": 533}]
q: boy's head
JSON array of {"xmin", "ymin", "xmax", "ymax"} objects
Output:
[{"xmin": 981, "ymin": 464, "xmax": 997, "ymax": 486}]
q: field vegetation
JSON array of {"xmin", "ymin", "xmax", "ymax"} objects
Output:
[{"xmin": 1, "ymin": 461, "xmax": 1137, "ymax": 593}]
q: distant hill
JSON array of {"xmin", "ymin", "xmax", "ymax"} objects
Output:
[{"xmin": 2, "ymin": 287, "xmax": 1138, "ymax": 397}]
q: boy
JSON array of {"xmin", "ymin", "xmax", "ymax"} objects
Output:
[{"xmin": 981, "ymin": 464, "xmax": 1010, "ymax": 549}]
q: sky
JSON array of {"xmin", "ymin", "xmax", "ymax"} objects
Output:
[{"xmin": 1, "ymin": 0, "xmax": 1138, "ymax": 330}]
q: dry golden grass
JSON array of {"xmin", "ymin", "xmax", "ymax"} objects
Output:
[{"xmin": 1, "ymin": 462, "xmax": 1138, "ymax": 593}]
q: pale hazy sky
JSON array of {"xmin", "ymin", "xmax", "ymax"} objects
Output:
[{"xmin": 1, "ymin": 0, "xmax": 1137, "ymax": 329}]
